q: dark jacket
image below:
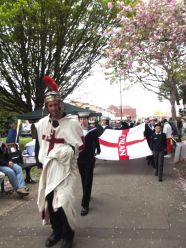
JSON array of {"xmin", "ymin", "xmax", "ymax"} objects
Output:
[
  {"xmin": 151, "ymin": 132, "xmax": 167, "ymax": 152},
  {"xmin": 0, "ymin": 145, "xmax": 9, "ymax": 166},
  {"xmin": 6, "ymin": 128, "xmax": 17, "ymax": 143},
  {"xmin": 78, "ymin": 126, "xmax": 101, "ymax": 163},
  {"xmin": 144, "ymin": 124, "xmax": 155, "ymax": 146}
]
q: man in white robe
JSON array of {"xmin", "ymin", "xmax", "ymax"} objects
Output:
[{"xmin": 36, "ymin": 76, "xmax": 84, "ymax": 248}]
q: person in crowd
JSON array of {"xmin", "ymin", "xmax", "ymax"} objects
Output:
[
  {"xmin": 169, "ymin": 118, "xmax": 178, "ymax": 136},
  {"xmin": 0, "ymin": 142, "xmax": 29, "ymax": 196},
  {"xmin": 144, "ymin": 117, "xmax": 155, "ymax": 167},
  {"xmin": 110, "ymin": 120, "xmax": 116, "ymax": 129},
  {"xmin": 154, "ymin": 118, "xmax": 161, "ymax": 126},
  {"xmin": 89, "ymin": 119, "xmax": 95, "ymax": 128},
  {"xmin": 162, "ymin": 119, "xmax": 173, "ymax": 156},
  {"xmin": 151, "ymin": 124, "xmax": 167, "ymax": 182},
  {"xmin": 115, "ymin": 120, "xmax": 122, "ymax": 130},
  {"xmin": 101, "ymin": 117, "xmax": 111, "ymax": 131},
  {"xmin": 121, "ymin": 120, "xmax": 129, "ymax": 129},
  {"xmin": 176, "ymin": 117, "xmax": 183, "ymax": 142},
  {"xmin": 136, "ymin": 119, "xmax": 141, "ymax": 126},
  {"xmin": 6, "ymin": 122, "xmax": 17, "ymax": 143},
  {"xmin": 95, "ymin": 120, "xmax": 104, "ymax": 137},
  {"xmin": 144, "ymin": 118, "xmax": 150, "ymax": 124},
  {"xmin": 35, "ymin": 76, "xmax": 84, "ymax": 248},
  {"xmin": 126, "ymin": 115, "xmax": 134, "ymax": 128},
  {"xmin": 78, "ymin": 112, "xmax": 101, "ymax": 216}
]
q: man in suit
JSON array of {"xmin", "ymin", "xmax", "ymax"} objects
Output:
[{"xmin": 78, "ymin": 112, "xmax": 101, "ymax": 216}]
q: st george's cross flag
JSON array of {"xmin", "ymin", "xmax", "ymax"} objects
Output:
[{"xmin": 96, "ymin": 123, "xmax": 152, "ymax": 160}]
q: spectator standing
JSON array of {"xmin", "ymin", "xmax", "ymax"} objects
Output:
[
  {"xmin": 176, "ymin": 117, "xmax": 183, "ymax": 142},
  {"xmin": 126, "ymin": 115, "xmax": 134, "ymax": 128},
  {"xmin": 169, "ymin": 118, "xmax": 178, "ymax": 136},
  {"xmin": 162, "ymin": 119, "xmax": 173, "ymax": 156},
  {"xmin": 121, "ymin": 120, "xmax": 129, "ymax": 129},
  {"xmin": 115, "ymin": 120, "xmax": 122, "ymax": 130},
  {"xmin": 101, "ymin": 117, "xmax": 111, "ymax": 131}
]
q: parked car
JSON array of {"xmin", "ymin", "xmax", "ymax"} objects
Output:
[{"xmin": 21, "ymin": 123, "xmax": 32, "ymax": 137}]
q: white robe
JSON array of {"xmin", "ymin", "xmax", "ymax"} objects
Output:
[{"xmin": 37, "ymin": 114, "xmax": 84, "ymax": 230}]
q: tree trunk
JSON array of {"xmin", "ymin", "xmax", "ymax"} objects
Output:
[
  {"xmin": 170, "ymin": 91, "xmax": 177, "ymax": 120},
  {"xmin": 171, "ymin": 102, "xmax": 177, "ymax": 120}
]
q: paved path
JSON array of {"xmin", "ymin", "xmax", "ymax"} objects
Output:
[{"xmin": 0, "ymin": 158, "xmax": 186, "ymax": 248}]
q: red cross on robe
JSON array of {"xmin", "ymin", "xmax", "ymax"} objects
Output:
[{"xmin": 42, "ymin": 130, "xmax": 65, "ymax": 154}]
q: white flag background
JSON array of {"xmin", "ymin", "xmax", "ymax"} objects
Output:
[{"xmin": 96, "ymin": 123, "xmax": 152, "ymax": 161}]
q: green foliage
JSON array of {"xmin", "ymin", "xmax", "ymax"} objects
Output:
[
  {"xmin": 0, "ymin": 105, "xmax": 18, "ymax": 136},
  {"xmin": 0, "ymin": 0, "xmax": 117, "ymax": 114}
]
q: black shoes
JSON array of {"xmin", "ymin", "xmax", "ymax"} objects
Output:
[
  {"xmin": 45, "ymin": 232, "xmax": 62, "ymax": 247},
  {"xmin": 25, "ymin": 178, "xmax": 37, "ymax": 184},
  {"xmin": 81, "ymin": 207, "xmax": 89, "ymax": 216},
  {"xmin": 60, "ymin": 239, "xmax": 73, "ymax": 248}
]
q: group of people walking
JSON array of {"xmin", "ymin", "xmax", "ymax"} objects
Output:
[{"xmin": 1, "ymin": 74, "xmax": 185, "ymax": 248}]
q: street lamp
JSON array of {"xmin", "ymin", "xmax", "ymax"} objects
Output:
[{"xmin": 119, "ymin": 75, "xmax": 123, "ymax": 121}]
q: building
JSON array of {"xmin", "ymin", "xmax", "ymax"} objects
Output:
[
  {"xmin": 107, "ymin": 105, "xmax": 137, "ymax": 119},
  {"xmin": 69, "ymin": 100, "xmax": 116, "ymax": 119}
]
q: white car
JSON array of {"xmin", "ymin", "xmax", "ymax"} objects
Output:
[{"xmin": 21, "ymin": 123, "xmax": 32, "ymax": 137}]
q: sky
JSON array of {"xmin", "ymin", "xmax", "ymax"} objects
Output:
[{"xmin": 69, "ymin": 64, "xmax": 173, "ymax": 118}]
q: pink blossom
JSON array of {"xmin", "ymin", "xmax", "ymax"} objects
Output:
[
  {"xmin": 105, "ymin": 0, "xmax": 186, "ymax": 81},
  {"xmin": 113, "ymin": 48, "xmax": 122, "ymax": 56}
]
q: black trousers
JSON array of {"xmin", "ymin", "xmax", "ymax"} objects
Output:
[
  {"xmin": 46, "ymin": 191, "xmax": 74, "ymax": 241},
  {"xmin": 153, "ymin": 151, "xmax": 164, "ymax": 180},
  {"xmin": 78, "ymin": 160, "xmax": 95, "ymax": 209}
]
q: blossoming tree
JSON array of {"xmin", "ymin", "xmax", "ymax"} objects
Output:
[{"xmin": 105, "ymin": 0, "xmax": 186, "ymax": 119}]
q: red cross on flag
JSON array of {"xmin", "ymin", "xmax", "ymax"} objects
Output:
[{"xmin": 96, "ymin": 123, "xmax": 152, "ymax": 160}]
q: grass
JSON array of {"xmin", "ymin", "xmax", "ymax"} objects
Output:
[{"xmin": 1, "ymin": 136, "xmax": 32, "ymax": 149}]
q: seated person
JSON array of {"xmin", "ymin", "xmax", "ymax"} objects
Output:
[
  {"xmin": 0, "ymin": 143, "xmax": 29, "ymax": 196},
  {"xmin": 0, "ymin": 171, "xmax": 5, "ymax": 185}
]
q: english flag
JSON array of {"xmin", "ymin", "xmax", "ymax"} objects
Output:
[{"xmin": 96, "ymin": 123, "xmax": 152, "ymax": 160}]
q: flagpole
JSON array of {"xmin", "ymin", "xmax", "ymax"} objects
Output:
[{"xmin": 119, "ymin": 75, "xmax": 123, "ymax": 121}]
